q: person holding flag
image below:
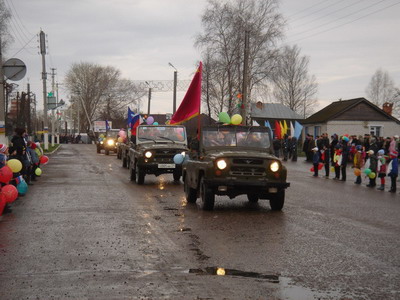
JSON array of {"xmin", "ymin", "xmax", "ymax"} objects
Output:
[{"xmin": 127, "ymin": 107, "xmax": 142, "ymax": 143}]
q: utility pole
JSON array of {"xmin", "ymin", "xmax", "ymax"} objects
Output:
[
  {"xmin": 27, "ymin": 83, "xmax": 32, "ymax": 135},
  {"xmin": 241, "ymin": 29, "xmax": 250, "ymax": 125},
  {"xmin": 0, "ymin": 36, "xmax": 6, "ymax": 144},
  {"xmin": 168, "ymin": 63, "xmax": 178, "ymax": 114},
  {"xmin": 50, "ymin": 68, "xmax": 56, "ymax": 145},
  {"xmin": 40, "ymin": 30, "xmax": 49, "ymax": 150},
  {"xmin": 145, "ymin": 81, "xmax": 152, "ymax": 115}
]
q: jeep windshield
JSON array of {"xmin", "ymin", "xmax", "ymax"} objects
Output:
[
  {"xmin": 137, "ymin": 126, "xmax": 186, "ymax": 143},
  {"xmin": 202, "ymin": 126, "xmax": 271, "ymax": 149}
]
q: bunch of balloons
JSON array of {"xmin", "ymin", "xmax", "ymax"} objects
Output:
[
  {"xmin": 218, "ymin": 112, "xmax": 243, "ymax": 125},
  {"xmin": 363, "ymin": 168, "xmax": 376, "ymax": 179}
]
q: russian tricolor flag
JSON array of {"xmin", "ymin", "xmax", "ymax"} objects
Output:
[{"xmin": 128, "ymin": 107, "xmax": 142, "ymax": 136}]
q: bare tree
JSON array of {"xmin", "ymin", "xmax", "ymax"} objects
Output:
[
  {"xmin": 65, "ymin": 62, "xmax": 143, "ymax": 132},
  {"xmin": 195, "ymin": 0, "xmax": 284, "ymax": 118},
  {"xmin": 366, "ymin": 68, "xmax": 400, "ymax": 117},
  {"xmin": 271, "ymin": 45, "xmax": 318, "ymax": 118},
  {"xmin": 0, "ymin": 0, "xmax": 13, "ymax": 51}
]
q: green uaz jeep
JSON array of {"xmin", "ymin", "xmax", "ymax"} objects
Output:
[{"xmin": 182, "ymin": 125, "xmax": 290, "ymax": 211}]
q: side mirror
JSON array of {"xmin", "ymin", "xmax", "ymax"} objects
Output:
[{"xmin": 190, "ymin": 139, "xmax": 199, "ymax": 151}]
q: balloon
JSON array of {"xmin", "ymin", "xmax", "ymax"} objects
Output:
[
  {"xmin": 330, "ymin": 166, "xmax": 335, "ymax": 172},
  {"xmin": 354, "ymin": 168, "xmax": 361, "ymax": 176},
  {"xmin": 118, "ymin": 130, "xmax": 127, "ymax": 138},
  {"xmin": 35, "ymin": 168, "xmax": 42, "ymax": 176},
  {"xmin": 173, "ymin": 154, "xmax": 184, "ymax": 165},
  {"xmin": 0, "ymin": 166, "xmax": 13, "ymax": 184},
  {"xmin": 99, "ymin": 134, "xmax": 105, "ymax": 139},
  {"xmin": 318, "ymin": 162, "xmax": 323, "ymax": 170},
  {"xmin": 231, "ymin": 114, "xmax": 242, "ymax": 125},
  {"xmin": 117, "ymin": 137, "xmax": 124, "ymax": 143},
  {"xmin": 310, "ymin": 166, "xmax": 314, "ymax": 172},
  {"xmin": 17, "ymin": 181, "xmax": 28, "ymax": 195},
  {"xmin": 0, "ymin": 194, "xmax": 6, "ymax": 216},
  {"xmin": 364, "ymin": 168, "xmax": 371, "ymax": 175},
  {"xmin": 7, "ymin": 159, "xmax": 23, "ymax": 173},
  {"xmin": 146, "ymin": 116, "xmax": 154, "ymax": 125},
  {"xmin": 368, "ymin": 172, "xmax": 376, "ymax": 179},
  {"xmin": 218, "ymin": 112, "xmax": 230, "ymax": 124},
  {"xmin": 153, "ymin": 122, "xmax": 159, "ymax": 125},
  {"xmin": 40, "ymin": 155, "xmax": 49, "ymax": 165},
  {"xmin": 2, "ymin": 184, "xmax": 18, "ymax": 203}
]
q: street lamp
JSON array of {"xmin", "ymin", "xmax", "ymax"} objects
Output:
[
  {"xmin": 145, "ymin": 81, "xmax": 152, "ymax": 115},
  {"xmin": 168, "ymin": 63, "xmax": 178, "ymax": 114}
]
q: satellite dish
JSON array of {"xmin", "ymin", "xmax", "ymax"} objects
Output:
[{"xmin": 3, "ymin": 58, "xmax": 27, "ymax": 81}]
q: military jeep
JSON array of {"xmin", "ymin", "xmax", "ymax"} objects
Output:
[
  {"xmin": 96, "ymin": 129, "xmax": 119, "ymax": 155},
  {"xmin": 128, "ymin": 125, "xmax": 188, "ymax": 184},
  {"xmin": 182, "ymin": 125, "xmax": 290, "ymax": 211}
]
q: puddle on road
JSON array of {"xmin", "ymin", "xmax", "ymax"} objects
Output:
[{"xmin": 188, "ymin": 267, "xmax": 346, "ymax": 300}]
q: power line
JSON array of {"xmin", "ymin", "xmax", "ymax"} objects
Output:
[
  {"xmin": 288, "ymin": 0, "xmax": 392, "ymax": 39},
  {"xmin": 288, "ymin": 1, "xmax": 400, "ymax": 43},
  {"xmin": 5, "ymin": 0, "xmax": 33, "ymax": 41},
  {"xmin": 10, "ymin": 34, "xmax": 37, "ymax": 57},
  {"xmin": 288, "ymin": 0, "xmax": 348, "ymax": 22},
  {"xmin": 286, "ymin": 0, "xmax": 332, "ymax": 19}
]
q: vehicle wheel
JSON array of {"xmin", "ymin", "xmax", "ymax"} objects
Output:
[
  {"xmin": 105, "ymin": 149, "xmax": 110, "ymax": 155},
  {"xmin": 247, "ymin": 193, "xmax": 259, "ymax": 203},
  {"xmin": 184, "ymin": 177, "xmax": 197, "ymax": 203},
  {"xmin": 200, "ymin": 177, "xmax": 214, "ymax": 211},
  {"xmin": 129, "ymin": 162, "xmax": 136, "ymax": 182},
  {"xmin": 122, "ymin": 157, "xmax": 127, "ymax": 168},
  {"xmin": 173, "ymin": 170, "xmax": 181, "ymax": 181},
  {"xmin": 97, "ymin": 146, "xmax": 100, "ymax": 154},
  {"xmin": 269, "ymin": 190, "xmax": 285, "ymax": 211},
  {"xmin": 135, "ymin": 162, "xmax": 145, "ymax": 185}
]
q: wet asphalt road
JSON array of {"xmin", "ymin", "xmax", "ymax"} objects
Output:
[{"xmin": 0, "ymin": 144, "xmax": 399, "ymax": 300}]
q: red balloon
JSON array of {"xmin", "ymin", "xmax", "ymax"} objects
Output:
[
  {"xmin": 2, "ymin": 184, "xmax": 18, "ymax": 203},
  {"xmin": 0, "ymin": 166, "xmax": 13, "ymax": 184},
  {"xmin": 310, "ymin": 166, "xmax": 314, "ymax": 172},
  {"xmin": 318, "ymin": 162, "xmax": 324, "ymax": 170},
  {"xmin": 0, "ymin": 194, "xmax": 6, "ymax": 216},
  {"xmin": 40, "ymin": 155, "xmax": 49, "ymax": 165}
]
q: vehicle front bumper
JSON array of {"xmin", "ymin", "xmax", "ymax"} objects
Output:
[{"xmin": 138, "ymin": 162, "xmax": 182, "ymax": 176}]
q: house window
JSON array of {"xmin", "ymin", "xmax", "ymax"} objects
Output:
[
  {"xmin": 314, "ymin": 126, "xmax": 321, "ymax": 138},
  {"xmin": 370, "ymin": 126, "xmax": 382, "ymax": 137}
]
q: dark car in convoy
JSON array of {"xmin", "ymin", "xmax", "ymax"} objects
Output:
[
  {"xmin": 182, "ymin": 125, "xmax": 290, "ymax": 211},
  {"xmin": 128, "ymin": 125, "xmax": 188, "ymax": 184},
  {"xmin": 96, "ymin": 129, "xmax": 120, "ymax": 155}
]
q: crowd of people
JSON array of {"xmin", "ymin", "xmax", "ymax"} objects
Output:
[
  {"xmin": 1, "ymin": 127, "xmax": 45, "ymax": 215},
  {"xmin": 303, "ymin": 133, "xmax": 399, "ymax": 193}
]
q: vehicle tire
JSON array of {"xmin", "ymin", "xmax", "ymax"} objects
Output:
[
  {"xmin": 173, "ymin": 170, "xmax": 181, "ymax": 181},
  {"xmin": 269, "ymin": 190, "xmax": 285, "ymax": 211},
  {"xmin": 97, "ymin": 146, "xmax": 100, "ymax": 153},
  {"xmin": 135, "ymin": 162, "xmax": 145, "ymax": 185},
  {"xmin": 122, "ymin": 157, "xmax": 127, "ymax": 168},
  {"xmin": 200, "ymin": 177, "xmax": 215, "ymax": 211},
  {"xmin": 247, "ymin": 193, "xmax": 259, "ymax": 203},
  {"xmin": 184, "ymin": 177, "xmax": 197, "ymax": 203},
  {"xmin": 129, "ymin": 162, "xmax": 136, "ymax": 181},
  {"xmin": 105, "ymin": 149, "xmax": 110, "ymax": 155}
]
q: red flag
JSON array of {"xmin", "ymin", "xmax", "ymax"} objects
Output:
[
  {"xmin": 274, "ymin": 120, "xmax": 281, "ymax": 139},
  {"xmin": 168, "ymin": 62, "xmax": 202, "ymax": 125}
]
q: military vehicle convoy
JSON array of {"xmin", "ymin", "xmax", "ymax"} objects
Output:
[
  {"xmin": 182, "ymin": 125, "xmax": 290, "ymax": 211},
  {"xmin": 128, "ymin": 125, "xmax": 188, "ymax": 184},
  {"xmin": 96, "ymin": 129, "xmax": 120, "ymax": 155}
]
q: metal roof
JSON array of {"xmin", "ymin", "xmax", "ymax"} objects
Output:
[{"xmin": 250, "ymin": 102, "xmax": 303, "ymax": 120}]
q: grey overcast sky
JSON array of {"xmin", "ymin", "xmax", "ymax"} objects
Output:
[{"xmin": 4, "ymin": 0, "xmax": 400, "ymax": 115}]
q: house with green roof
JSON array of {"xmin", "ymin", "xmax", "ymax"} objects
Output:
[{"xmin": 302, "ymin": 98, "xmax": 400, "ymax": 138}]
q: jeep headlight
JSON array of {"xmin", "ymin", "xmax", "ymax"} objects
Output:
[
  {"xmin": 100, "ymin": 141, "xmax": 104, "ymax": 145},
  {"xmin": 145, "ymin": 151, "xmax": 153, "ymax": 158},
  {"xmin": 107, "ymin": 139, "xmax": 114, "ymax": 146},
  {"xmin": 270, "ymin": 161, "xmax": 279, "ymax": 172},
  {"xmin": 216, "ymin": 159, "xmax": 227, "ymax": 170},
  {"xmin": 181, "ymin": 151, "xmax": 186, "ymax": 157}
]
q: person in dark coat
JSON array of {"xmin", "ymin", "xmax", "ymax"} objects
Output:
[
  {"xmin": 273, "ymin": 138, "xmax": 281, "ymax": 158},
  {"xmin": 366, "ymin": 150, "xmax": 378, "ymax": 188},
  {"xmin": 302, "ymin": 135, "xmax": 310, "ymax": 161},
  {"xmin": 321, "ymin": 144, "xmax": 330, "ymax": 178},
  {"xmin": 282, "ymin": 134, "xmax": 289, "ymax": 161},
  {"xmin": 290, "ymin": 137, "xmax": 298, "ymax": 161}
]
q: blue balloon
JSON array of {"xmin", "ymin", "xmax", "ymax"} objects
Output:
[
  {"xmin": 17, "ymin": 180, "xmax": 28, "ymax": 195},
  {"xmin": 173, "ymin": 154, "xmax": 184, "ymax": 164},
  {"xmin": 153, "ymin": 122, "xmax": 159, "ymax": 125}
]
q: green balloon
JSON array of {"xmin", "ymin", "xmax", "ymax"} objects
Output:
[
  {"xmin": 218, "ymin": 112, "xmax": 230, "ymax": 124},
  {"xmin": 364, "ymin": 168, "xmax": 371, "ymax": 175}
]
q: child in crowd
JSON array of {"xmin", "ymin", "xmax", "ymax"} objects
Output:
[
  {"xmin": 27, "ymin": 142, "xmax": 39, "ymax": 182},
  {"xmin": 353, "ymin": 145, "xmax": 363, "ymax": 184},
  {"xmin": 333, "ymin": 145, "xmax": 342, "ymax": 180},
  {"xmin": 377, "ymin": 149, "xmax": 387, "ymax": 191},
  {"xmin": 312, "ymin": 147, "xmax": 320, "ymax": 177},
  {"xmin": 321, "ymin": 145, "xmax": 330, "ymax": 178},
  {"xmin": 387, "ymin": 150, "xmax": 398, "ymax": 193},
  {"xmin": 366, "ymin": 150, "xmax": 378, "ymax": 188}
]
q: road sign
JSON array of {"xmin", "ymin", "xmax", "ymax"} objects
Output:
[{"xmin": 3, "ymin": 58, "xmax": 27, "ymax": 81}]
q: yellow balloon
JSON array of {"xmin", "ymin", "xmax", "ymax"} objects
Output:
[
  {"xmin": 99, "ymin": 134, "xmax": 105, "ymax": 139},
  {"xmin": 231, "ymin": 114, "xmax": 243, "ymax": 125},
  {"xmin": 7, "ymin": 159, "xmax": 23, "ymax": 173},
  {"xmin": 117, "ymin": 137, "xmax": 123, "ymax": 143},
  {"xmin": 35, "ymin": 168, "xmax": 42, "ymax": 176}
]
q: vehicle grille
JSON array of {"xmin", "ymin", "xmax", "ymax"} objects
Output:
[
  {"xmin": 232, "ymin": 158, "xmax": 263, "ymax": 165},
  {"xmin": 153, "ymin": 149, "xmax": 180, "ymax": 163},
  {"xmin": 230, "ymin": 166, "xmax": 265, "ymax": 176}
]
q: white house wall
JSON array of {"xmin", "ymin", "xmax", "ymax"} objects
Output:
[{"xmin": 326, "ymin": 120, "xmax": 400, "ymax": 137}]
